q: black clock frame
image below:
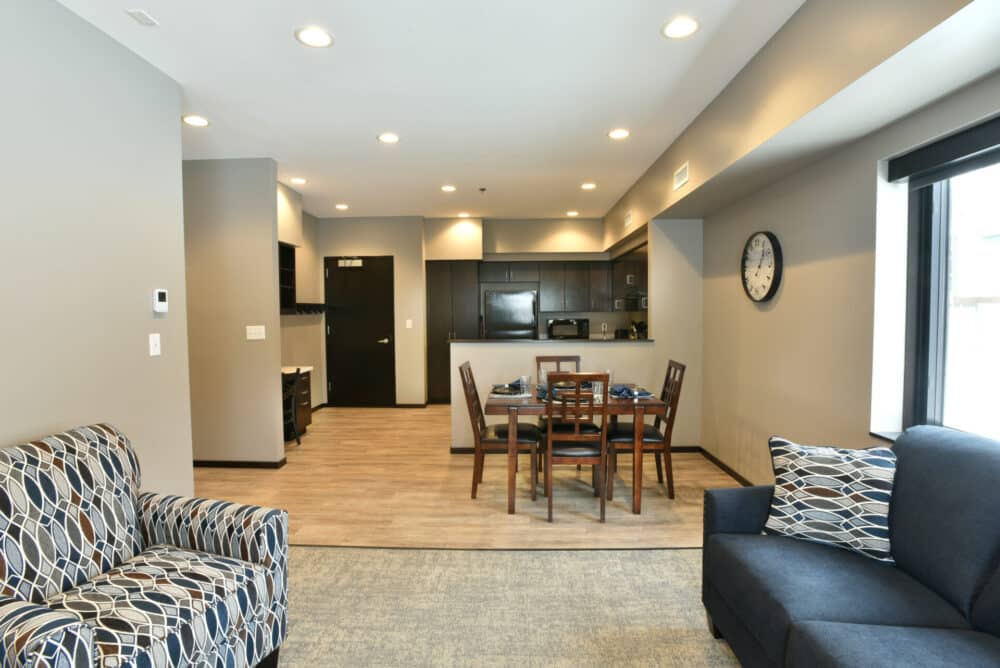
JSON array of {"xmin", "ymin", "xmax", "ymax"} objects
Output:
[{"xmin": 741, "ymin": 230, "xmax": 783, "ymax": 303}]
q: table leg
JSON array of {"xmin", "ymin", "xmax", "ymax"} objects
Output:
[
  {"xmin": 633, "ymin": 405, "xmax": 644, "ymax": 514},
  {"xmin": 507, "ymin": 407, "xmax": 518, "ymax": 514}
]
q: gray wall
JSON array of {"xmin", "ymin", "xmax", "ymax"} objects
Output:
[
  {"xmin": 183, "ymin": 159, "xmax": 285, "ymax": 463},
  {"xmin": 316, "ymin": 217, "xmax": 427, "ymax": 405},
  {"xmin": 701, "ymin": 70, "xmax": 1000, "ymax": 484},
  {"xmin": 0, "ymin": 0, "xmax": 194, "ymax": 494},
  {"xmin": 604, "ymin": 0, "xmax": 971, "ymax": 247}
]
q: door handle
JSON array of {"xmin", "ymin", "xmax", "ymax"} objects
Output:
[{"xmin": 377, "ymin": 337, "xmax": 390, "ymax": 344}]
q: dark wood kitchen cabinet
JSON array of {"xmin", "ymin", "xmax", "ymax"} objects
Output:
[
  {"xmin": 563, "ymin": 262, "xmax": 589, "ymax": 312},
  {"xmin": 508, "ymin": 262, "xmax": 539, "ymax": 282},
  {"xmin": 426, "ymin": 261, "xmax": 480, "ymax": 403},
  {"xmin": 478, "ymin": 262, "xmax": 509, "ymax": 283},
  {"xmin": 283, "ymin": 369, "xmax": 312, "ymax": 441},
  {"xmin": 539, "ymin": 262, "xmax": 590, "ymax": 312},
  {"xmin": 588, "ymin": 262, "xmax": 612, "ymax": 312}
]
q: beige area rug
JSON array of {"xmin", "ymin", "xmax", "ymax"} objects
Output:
[{"xmin": 280, "ymin": 546, "xmax": 737, "ymax": 667}]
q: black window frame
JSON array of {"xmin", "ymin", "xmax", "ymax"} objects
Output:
[{"xmin": 891, "ymin": 115, "xmax": 1000, "ymax": 430}]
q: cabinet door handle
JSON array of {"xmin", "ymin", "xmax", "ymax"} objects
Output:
[{"xmin": 377, "ymin": 337, "xmax": 390, "ymax": 344}]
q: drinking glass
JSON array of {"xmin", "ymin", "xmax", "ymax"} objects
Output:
[
  {"xmin": 539, "ymin": 369, "xmax": 548, "ymax": 390},
  {"xmin": 519, "ymin": 375, "xmax": 531, "ymax": 396},
  {"xmin": 592, "ymin": 381, "xmax": 604, "ymax": 403}
]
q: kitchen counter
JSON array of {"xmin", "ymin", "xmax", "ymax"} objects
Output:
[
  {"xmin": 450, "ymin": 338, "xmax": 653, "ymax": 343},
  {"xmin": 281, "ymin": 365, "xmax": 313, "ymax": 374}
]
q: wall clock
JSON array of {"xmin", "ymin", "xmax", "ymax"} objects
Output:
[{"xmin": 741, "ymin": 231, "xmax": 783, "ymax": 302}]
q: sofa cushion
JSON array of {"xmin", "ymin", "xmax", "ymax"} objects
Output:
[
  {"xmin": 0, "ymin": 424, "xmax": 142, "ymax": 603},
  {"xmin": 787, "ymin": 621, "xmax": 1000, "ymax": 668},
  {"xmin": 48, "ymin": 544, "xmax": 274, "ymax": 667},
  {"xmin": 704, "ymin": 534, "xmax": 968, "ymax": 666},
  {"xmin": 765, "ymin": 437, "xmax": 896, "ymax": 561},
  {"xmin": 891, "ymin": 425, "xmax": 1000, "ymax": 617},
  {"xmin": 971, "ymin": 566, "xmax": 1000, "ymax": 636}
]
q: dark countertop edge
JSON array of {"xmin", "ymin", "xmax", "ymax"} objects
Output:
[
  {"xmin": 450, "ymin": 339, "xmax": 654, "ymax": 344},
  {"xmin": 870, "ymin": 431, "xmax": 901, "ymax": 444}
]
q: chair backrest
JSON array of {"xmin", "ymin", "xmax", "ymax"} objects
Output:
[
  {"xmin": 282, "ymin": 368, "xmax": 302, "ymax": 402},
  {"xmin": 0, "ymin": 424, "xmax": 143, "ymax": 603},
  {"xmin": 458, "ymin": 362, "xmax": 487, "ymax": 444},
  {"xmin": 536, "ymin": 355, "xmax": 581, "ymax": 385},
  {"xmin": 653, "ymin": 360, "xmax": 686, "ymax": 441},
  {"xmin": 546, "ymin": 372, "xmax": 609, "ymax": 443}
]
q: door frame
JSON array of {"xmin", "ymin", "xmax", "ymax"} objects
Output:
[{"xmin": 324, "ymin": 255, "xmax": 397, "ymax": 407}]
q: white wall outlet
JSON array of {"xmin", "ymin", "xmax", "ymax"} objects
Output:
[
  {"xmin": 246, "ymin": 325, "xmax": 266, "ymax": 341},
  {"xmin": 405, "ymin": 319, "xmax": 413, "ymax": 329},
  {"xmin": 148, "ymin": 333, "xmax": 161, "ymax": 357}
]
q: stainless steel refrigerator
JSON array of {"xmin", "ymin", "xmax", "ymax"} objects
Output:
[{"xmin": 483, "ymin": 290, "xmax": 538, "ymax": 339}]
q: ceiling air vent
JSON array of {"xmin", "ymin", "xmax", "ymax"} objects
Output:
[
  {"xmin": 125, "ymin": 9, "xmax": 159, "ymax": 27},
  {"xmin": 673, "ymin": 161, "xmax": 690, "ymax": 191}
]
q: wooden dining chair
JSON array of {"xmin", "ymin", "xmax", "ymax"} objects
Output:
[
  {"xmin": 281, "ymin": 368, "xmax": 302, "ymax": 446},
  {"xmin": 544, "ymin": 372, "xmax": 610, "ymax": 522},
  {"xmin": 609, "ymin": 360, "xmax": 685, "ymax": 499},
  {"xmin": 459, "ymin": 361, "xmax": 542, "ymax": 501},
  {"xmin": 535, "ymin": 355, "xmax": 586, "ymax": 471}
]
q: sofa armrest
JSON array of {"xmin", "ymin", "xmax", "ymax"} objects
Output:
[
  {"xmin": 0, "ymin": 599, "xmax": 95, "ymax": 667},
  {"xmin": 138, "ymin": 493, "xmax": 288, "ymax": 572},
  {"xmin": 703, "ymin": 485, "xmax": 774, "ymax": 540}
]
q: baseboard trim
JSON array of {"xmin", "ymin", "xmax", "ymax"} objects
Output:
[
  {"xmin": 193, "ymin": 458, "xmax": 287, "ymax": 469},
  {"xmin": 311, "ymin": 404, "xmax": 327, "ymax": 413},
  {"xmin": 698, "ymin": 449, "xmax": 752, "ymax": 487},
  {"xmin": 396, "ymin": 403, "xmax": 428, "ymax": 408}
]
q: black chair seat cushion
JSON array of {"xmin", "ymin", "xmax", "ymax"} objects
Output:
[
  {"xmin": 481, "ymin": 423, "xmax": 540, "ymax": 445},
  {"xmin": 550, "ymin": 443, "xmax": 602, "ymax": 458},
  {"xmin": 705, "ymin": 533, "xmax": 969, "ymax": 667},
  {"xmin": 786, "ymin": 621, "xmax": 1000, "ymax": 668},
  {"xmin": 538, "ymin": 417, "xmax": 600, "ymax": 434},
  {"xmin": 608, "ymin": 422, "xmax": 663, "ymax": 443}
]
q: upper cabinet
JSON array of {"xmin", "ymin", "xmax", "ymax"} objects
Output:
[
  {"xmin": 279, "ymin": 243, "xmax": 296, "ymax": 314},
  {"xmin": 612, "ymin": 244, "xmax": 648, "ymax": 311},
  {"xmin": 478, "ymin": 262, "xmax": 510, "ymax": 283},
  {"xmin": 588, "ymin": 262, "xmax": 612, "ymax": 312}
]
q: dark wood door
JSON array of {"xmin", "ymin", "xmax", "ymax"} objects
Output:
[
  {"xmin": 426, "ymin": 262, "xmax": 453, "ymax": 403},
  {"xmin": 325, "ymin": 256, "xmax": 396, "ymax": 406},
  {"xmin": 451, "ymin": 261, "xmax": 480, "ymax": 338},
  {"xmin": 589, "ymin": 262, "xmax": 612, "ymax": 311},
  {"xmin": 539, "ymin": 263, "xmax": 565, "ymax": 312},
  {"xmin": 564, "ymin": 262, "xmax": 590, "ymax": 312}
]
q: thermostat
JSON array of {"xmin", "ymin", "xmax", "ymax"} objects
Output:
[{"xmin": 153, "ymin": 289, "xmax": 169, "ymax": 313}]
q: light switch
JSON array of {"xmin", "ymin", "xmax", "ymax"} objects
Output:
[
  {"xmin": 148, "ymin": 333, "xmax": 161, "ymax": 357},
  {"xmin": 405, "ymin": 319, "xmax": 413, "ymax": 329},
  {"xmin": 246, "ymin": 325, "xmax": 266, "ymax": 341}
]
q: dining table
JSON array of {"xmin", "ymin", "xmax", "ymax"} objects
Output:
[{"xmin": 484, "ymin": 387, "xmax": 667, "ymax": 515}]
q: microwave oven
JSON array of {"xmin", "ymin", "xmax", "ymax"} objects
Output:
[{"xmin": 547, "ymin": 318, "xmax": 589, "ymax": 340}]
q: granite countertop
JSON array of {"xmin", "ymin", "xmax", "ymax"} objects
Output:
[
  {"xmin": 281, "ymin": 365, "xmax": 314, "ymax": 374},
  {"xmin": 450, "ymin": 339, "xmax": 653, "ymax": 344}
]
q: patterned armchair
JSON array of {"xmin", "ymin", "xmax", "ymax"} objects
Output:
[{"xmin": 0, "ymin": 424, "xmax": 288, "ymax": 667}]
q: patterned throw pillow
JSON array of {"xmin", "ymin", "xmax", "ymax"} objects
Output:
[{"xmin": 764, "ymin": 436, "xmax": 896, "ymax": 562}]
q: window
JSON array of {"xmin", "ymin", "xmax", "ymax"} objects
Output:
[
  {"xmin": 940, "ymin": 162, "xmax": 1000, "ymax": 438},
  {"xmin": 894, "ymin": 117, "xmax": 1000, "ymax": 439}
]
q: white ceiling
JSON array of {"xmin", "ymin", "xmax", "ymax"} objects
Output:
[{"xmin": 59, "ymin": 0, "xmax": 803, "ymax": 218}]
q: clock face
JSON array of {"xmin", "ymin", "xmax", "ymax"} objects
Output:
[{"xmin": 741, "ymin": 231, "xmax": 783, "ymax": 302}]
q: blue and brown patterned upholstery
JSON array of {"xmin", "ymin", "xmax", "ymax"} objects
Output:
[{"xmin": 0, "ymin": 424, "xmax": 288, "ymax": 667}]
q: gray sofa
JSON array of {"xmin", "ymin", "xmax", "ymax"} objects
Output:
[{"xmin": 702, "ymin": 425, "xmax": 1000, "ymax": 667}]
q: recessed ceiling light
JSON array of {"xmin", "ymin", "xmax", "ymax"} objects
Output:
[
  {"xmin": 290, "ymin": 177, "xmax": 307, "ymax": 186},
  {"xmin": 458, "ymin": 212, "xmax": 470, "ymax": 218},
  {"xmin": 581, "ymin": 182, "xmax": 597, "ymax": 191},
  {"xmin": 182, "ymin": 115, "xmax": 210, "ymax": 128},
  {"xmin": 566, "ymin": 211, "xmax": 580, "ymax": 217},
  {"xmin": 295, "ymin": 26, "xmax": 333, "ymax": 48},
  {"xmin": 662, "ymin": 15, "xmax": 699, "ymax": 39},
  {"xmin": 335, "ymin": 203, "xmax": 349, "ymax": 211},
  {"xmin": 441, "ymin": 184, "xmax": 456, "ymax": 193},
  {"xmin": 377, "ymin": 132, "xmax": 400, "ymax": 144},
  {"xmin": 608, "ymin": 128, "xmax": 630, "ymax": 140}
]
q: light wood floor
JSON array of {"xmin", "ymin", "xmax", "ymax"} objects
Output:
[{"xmin": 194, "ymin": 405, "xmax": 740, "ymax": 549}]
